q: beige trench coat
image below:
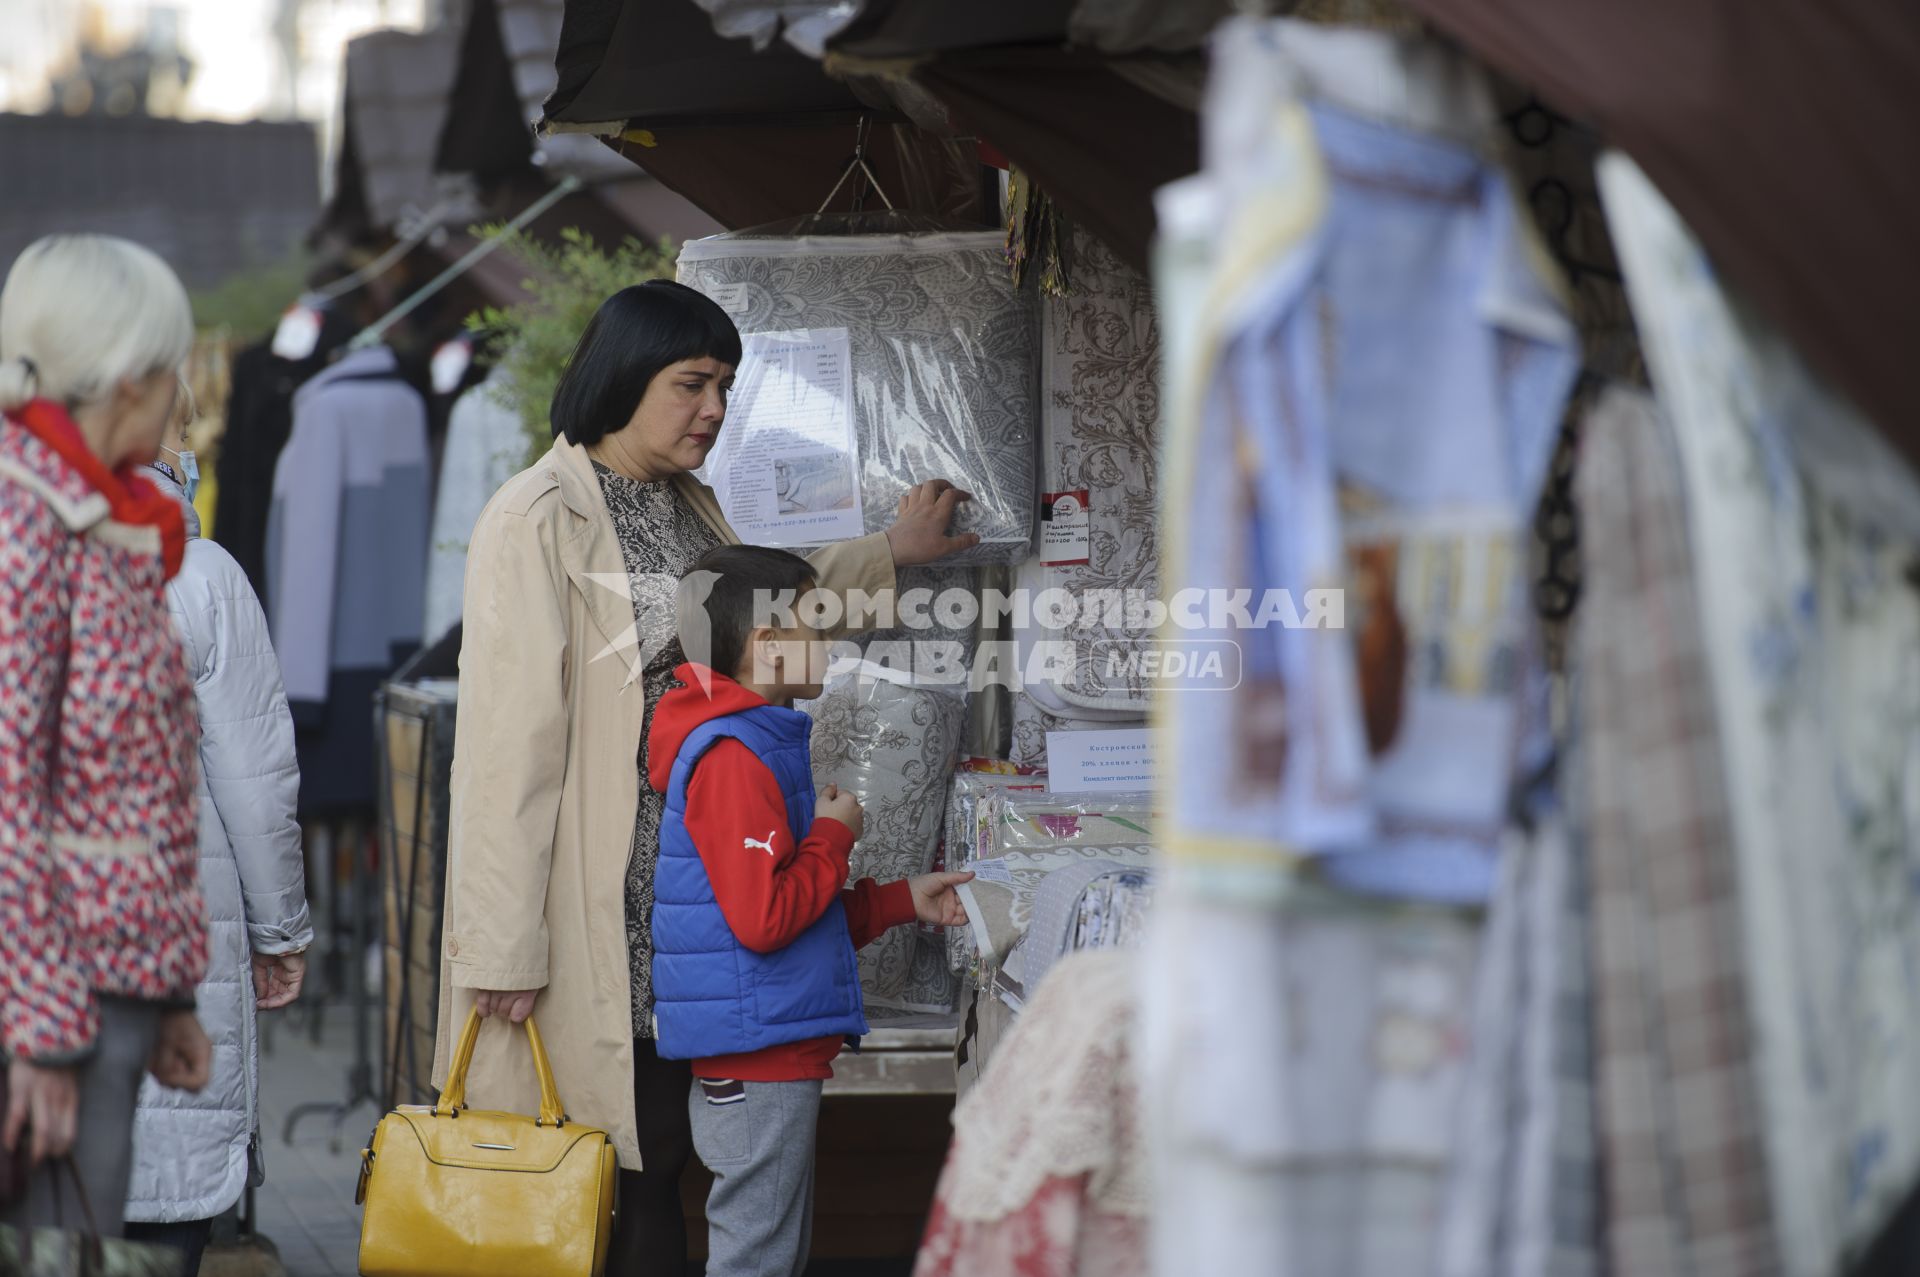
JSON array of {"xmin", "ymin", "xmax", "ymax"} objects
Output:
[{"xmin": 431, "ymin": 437, "xmax": 896, "ymax": 1168}]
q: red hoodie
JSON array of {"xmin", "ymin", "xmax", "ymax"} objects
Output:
[{"xmin": 648, "ymin": 663, "xmax": 915, "ymax": 1082}]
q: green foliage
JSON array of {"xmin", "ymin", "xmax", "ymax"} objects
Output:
[
  {"xmin": 190, "ymin": 256, "xmax": 311, "ymax": 338},
  {"xmin": 466, "ymin": 226, "xmax": 678, "ymax": 468}
]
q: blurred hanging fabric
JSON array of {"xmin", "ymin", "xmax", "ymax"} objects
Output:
[{"xmin": 1593, "ymin": 152, "xmax": 1920, "ymax": 1277}]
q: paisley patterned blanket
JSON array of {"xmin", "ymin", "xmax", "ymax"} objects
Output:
[
  {"xmin": 678, "ymin": 219, "xmax": 1037, "ymax": 565},
  {"xmin": 1014, "ymin": 228, "xmax": 1164, "ymax": 716},
  {"xmin": 803, "ymin": 674, "xmax": 968, "ymax": 1012}
]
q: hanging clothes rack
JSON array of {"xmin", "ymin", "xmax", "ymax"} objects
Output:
[
  {"xmin": 313, "ymin": 207, "xmax": 450, "ymax": 303},
  {"xmin": 349, "ymin": 176, "xmax": 584, "ymax": 351},
  {"xmin": 815, "ymin": 115, "xmax": 897, "ymax": 214}
]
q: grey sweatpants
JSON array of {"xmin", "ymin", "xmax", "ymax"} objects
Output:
[
  {"xmin": 688, "ymin": 1078, "xmax": 823, "ymax": 1277},
  {"xmin": 2, "ymin": 997, "xmax": 163, "ymax": 1237}
]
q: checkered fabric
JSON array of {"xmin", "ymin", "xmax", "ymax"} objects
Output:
[
  {"xmin": 1575, "ymin": 386, "xmax": 1779, "ymax": 1276},
  {"xmin": 1437, "ymin": 809, "xmax": 1598, "ymax": 1277}
]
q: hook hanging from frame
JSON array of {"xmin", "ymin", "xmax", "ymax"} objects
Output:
[{"xmin": 816, "ymin": 115, "xmax": 897, "ymax": 215}]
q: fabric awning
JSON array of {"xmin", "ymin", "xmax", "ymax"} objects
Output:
[
  {"xmin": 689, "ymin": 0, "xmax": 1076, "ymax": 59},
  {"xmin": 542, "ymin": 0, "xmax": 994, "ymax": 228},
  {"xmin": 914, "ymin": 46, "xmax": 1198, "ymax": 273},
  {"xmin": 437, "ymin": 0, "xmax": 723, "ymax": 240},
  {"xmin": 545, "ymin": 0, "xmax": 884, "ymax": 131}
]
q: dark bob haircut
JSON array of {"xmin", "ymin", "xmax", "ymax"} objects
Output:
[
  {"xmin": 549, "ymin": 279, "xmax": 743, "ymax": 445},
  {"xmin": 676, "ymin": 544, "xmax": 816, "ymax": 681}
]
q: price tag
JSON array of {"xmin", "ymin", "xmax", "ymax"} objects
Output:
[
  {"xmin": 969, "ymin": 859, "xmax": 1015, "ymax": 885},
  {"xmin": 704, "ymin": 282, "xmax": 752, "ymax": 315},
  {"xmin": 431, "ymin": 338, "xmax": 474, "ymax": 394},
  {"xmin": 1039, "ymin": 489, "xmax": 1090, "ymax": 566},
  {"xmin": 271, "ymin": 301, "xmax": 324, "ymax": 361}
]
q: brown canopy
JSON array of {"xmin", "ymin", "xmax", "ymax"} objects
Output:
[
  {"xmin": 545, "ymin": 0, "xmax": 1920, "ymax": 461},
  {"xmin": 542, "ymin": 0, "xmax": 994, "ymax": 226},
  {"xmin": 1405, "ymin": 0, "xmax": 1920, "ymax": 465}
]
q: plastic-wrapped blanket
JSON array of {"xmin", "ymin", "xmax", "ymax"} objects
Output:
[
  {"xmin": 944, "ymin": 769, "xmax": 1152, "ymax": 874},
  {"xmin": 985, "ymin": 789, "xmax": 1155, "ymax": 856},
  {"xmin": 1073, "ymin": 872, "xmax": 1154, "ymax": 955},
  {"xmin": 958, "ymin": 846, "xmax": 1155, "ymax": 975},
  {"xmin": 679, "ymin": 215, "xmax": 1036, "ymax": 564},
  {"xmin": 1016, "ymin": 862, "xmax": 1156, "ymax": 995},
  {"xmin": 945, "ymin": 768, "xmax": 1049, "ymax": 872},
  {"xmin": 836, "ymin": 564, "xmax": 980, "ymax": 690},
  {"xmin": 1011, "ymin": 692, "xmax": 1143, "ymax": 770},
  {"xmin": 1013, "ymin": 227, "xmax": 1164, "ymax": 716},
  {"xmin": 804, "ymin": 674, "xmax": 968, "ymax": 1012},
  {"xmin": 951, "ymin": 791, "xmax": 1155, "ymax": 973}
]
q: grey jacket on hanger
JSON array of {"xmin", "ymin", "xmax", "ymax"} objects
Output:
[{"xmin": 265, "ymin": 344, "xmax": 431, "ymax": 813}]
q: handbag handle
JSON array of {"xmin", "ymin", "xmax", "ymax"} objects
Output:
[
  {"xmin": 437, "ymin": 1008, "xmax": 568, "ymax": 1127},
  {"xmin": 23, "ymin": 1157, "xmax": 108, "ymax": 1273}
]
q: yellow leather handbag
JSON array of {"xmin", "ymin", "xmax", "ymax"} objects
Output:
[{"xmin": 356, "ymin": 1010, "xmax": 617, "ymax": 1277}]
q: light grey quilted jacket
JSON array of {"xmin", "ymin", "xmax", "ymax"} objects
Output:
[{"xmin": 125, "ymin": 476, "xmax": 313, "ymax": 1224}]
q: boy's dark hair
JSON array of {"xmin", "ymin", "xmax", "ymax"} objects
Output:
[
  {"xmin": 677, "ymin": 545, "xmax": 817, "ymax": 680},
  {"xmin": 549, "ymin": 280, "xmax": 744, "ymax": 446}
]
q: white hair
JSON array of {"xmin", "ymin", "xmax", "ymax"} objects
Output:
[{"xmin": 0, "ymin": 234, "xmax": 194, "ymax": 414}]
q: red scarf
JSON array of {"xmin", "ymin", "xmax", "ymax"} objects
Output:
[{"xmin": 9, "ymin": 398, "xmax": 186, "ymax": 581}]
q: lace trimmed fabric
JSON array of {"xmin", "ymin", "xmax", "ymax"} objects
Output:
[{"xmin": 932, "ymin": 950, "xmax": 1149, "ymax": 1225}]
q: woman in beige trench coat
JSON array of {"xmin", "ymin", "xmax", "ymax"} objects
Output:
[{"xmin": 433, "ymin": 281, "xmax": 975, "ymax": 1275}]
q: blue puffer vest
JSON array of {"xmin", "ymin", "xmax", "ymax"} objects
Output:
[{"xmin": 651, "ymin": 703, "xmax": 867, "ymax": 1060}]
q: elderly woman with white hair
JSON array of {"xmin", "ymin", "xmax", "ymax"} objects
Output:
[{"xmin": 0, "ymin": 234, "xmax": 214, "ymax": 1235}]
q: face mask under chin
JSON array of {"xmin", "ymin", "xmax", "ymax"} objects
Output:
[{"xmin": 161, "ymin": 445, "xmax": 200, "ymax": 502}]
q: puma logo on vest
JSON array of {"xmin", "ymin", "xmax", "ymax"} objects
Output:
[{"xmin": 743, "ymin": 830, "xmax": 778, "ymax": 857}]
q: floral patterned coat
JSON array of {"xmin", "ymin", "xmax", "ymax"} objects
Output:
[{"xmin": 0, "ymin": 417, "xmax": 207, "ymax": 1061}]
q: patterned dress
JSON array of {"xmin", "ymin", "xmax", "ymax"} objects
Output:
[{"xmin": 594, "ymin": 463, "xmax": 724, "ymax": 1036}]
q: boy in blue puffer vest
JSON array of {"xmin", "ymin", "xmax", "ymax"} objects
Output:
[{"xmin": 648, "ymin": 545, "xmax": 973, "ymax": 1277}]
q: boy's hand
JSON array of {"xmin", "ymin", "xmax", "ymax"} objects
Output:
[
  {"xmin": 816, "ymin": 784, "xmax": 864, "ymax": 843},
  {"xmin": 909, "ymin": 871, "xmax": 974, "ymax": 927}
]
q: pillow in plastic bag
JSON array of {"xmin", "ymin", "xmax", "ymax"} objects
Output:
[{"xmin": 803, "ymin": 673, "xmax": 968, "ymax": 1012}]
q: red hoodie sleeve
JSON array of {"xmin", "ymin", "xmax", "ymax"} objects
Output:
[
  {"xmin": 684, "ymin": 740, "xmax": 856, "ymax": 954},
  {"xmin": 843, "ymin": 879, "xmax": 916, "ymax": 950}
]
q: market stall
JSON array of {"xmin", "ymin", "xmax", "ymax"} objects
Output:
[{"xmin": 526, "ymin": 4, "xmax": 1920, "ymax": 1277}]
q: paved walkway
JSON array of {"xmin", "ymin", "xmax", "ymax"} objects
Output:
[
  {"xmin": 250, "ymin": 1000, "xmax": 376, "ymax": 1277},
  {"xmin": 243, "ymin": 999, "xmax": 922, "ymax": 1277}
]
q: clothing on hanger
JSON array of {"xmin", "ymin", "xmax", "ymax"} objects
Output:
[
  {"xmin": 423, "ymin": 369, "xmax": 526, "ymax": 644},
  {"xmin": 1162, "ymin": 17, "xmax": 1579, "ymax": 903},
  {"xmin": 212, "ymin": 310, "xmax": 356, "ymax": 608},
  {"xmin": 266, "ymin": 343, "xmax": 431, "ymax": 816}
]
